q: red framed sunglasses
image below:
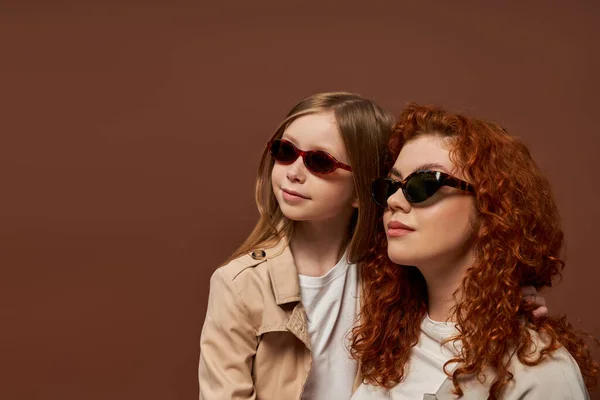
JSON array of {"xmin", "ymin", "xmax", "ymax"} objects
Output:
[{"xmin": 268, "ymin": 139, "xmax": 352, "ymax": 174}]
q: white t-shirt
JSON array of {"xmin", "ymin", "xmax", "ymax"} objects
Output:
[
  {"xmin": 351, "ymin": 316, "xmax": 460, "ymax": 400},
  {"xmin": 299, "ymin": 250, "xmax": 359, "ymax": 400}
]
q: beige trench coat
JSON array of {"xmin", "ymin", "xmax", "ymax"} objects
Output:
[{"xmin": 199, "ymin": 239, "xmax": 357, "ymax": 399}]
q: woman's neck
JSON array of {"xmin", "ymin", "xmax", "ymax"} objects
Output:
[
  {"xmin": 420, "ymin": 252, "xmax": 475, "ymax": 322},
  {"xmin": 290, "ymin": 214, "xmax": 353, "ymax": 277}
]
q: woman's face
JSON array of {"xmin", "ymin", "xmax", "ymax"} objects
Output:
[
  {"xmin": 383, "ymin": 134, "xmax": 477, "ymax": 269},
  {"xmin": 271, "ymin": 111, "xmax": 358, "ymax": 223}
]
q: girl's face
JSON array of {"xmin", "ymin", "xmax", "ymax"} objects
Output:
[
  {"xmin": 383, "ymin": 134, "xmax": 477, "ymax": 269},
  {"xmin": 271, "ymin": 112, "xmax": 358, "ymax": 223}
]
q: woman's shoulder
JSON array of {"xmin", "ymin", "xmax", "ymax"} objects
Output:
[
  {"xmin": 433, "ymin": 329, "xmax": 589, "ymax": 399},
  {"xmin": 503, "ymin": 329, "xmax": 588, "ymax": 399}
]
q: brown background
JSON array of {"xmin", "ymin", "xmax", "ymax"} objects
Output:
[{"xmin": 1, "ymin": 1, "xmax": 598, "ymax": 399}]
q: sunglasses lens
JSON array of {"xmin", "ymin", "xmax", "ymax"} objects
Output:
[
  {"xmin": 305, "ymin": 151, "xmax": 336, "ymax": 174},
  {"xmin": 270, "ymin": 140, "xmax": 298, "ymax": 163},
  {"xmin": 371, "ymin": 178, "xmax": 396, "ymax": 207},
  {"xmin": 405, "ymin": 173, "xmax": 441, "ymax": 203}
]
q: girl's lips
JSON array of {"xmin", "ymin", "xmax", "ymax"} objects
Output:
[{"xmin": 282, "ymin": 188, "xmax": 309, "ymax": 202}]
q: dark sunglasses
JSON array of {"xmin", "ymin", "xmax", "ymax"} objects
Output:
[
  {"xmin": 268, "ymin": 139, "xmax": 352, "ymax": 174},
  {"xmin": 372, "ymin": 170, "xmax": 474, "ymax": 207}
]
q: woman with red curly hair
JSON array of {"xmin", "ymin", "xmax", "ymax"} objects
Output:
[{"xmin": 350, "ymin": 104, "xmax": 598, "ymax": 399}]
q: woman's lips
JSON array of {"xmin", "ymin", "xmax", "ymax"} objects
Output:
[{"xmin": 387, "ymin": 220, "xmax": 415, "ymax": 237}]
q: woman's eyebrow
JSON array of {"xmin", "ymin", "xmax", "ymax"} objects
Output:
[
  {"xmin": 389, "ymin": 167, "xmax": 401, "ymax": 178},
  {"xmin": 389, "ymin": 163, "xmax": 450, "ymax": 179},
  {"xmin": 414, "ymin": 162, "xmax": 451, "ymax": 173}
]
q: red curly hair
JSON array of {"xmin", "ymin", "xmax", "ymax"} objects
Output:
[{"xmin": 350, "ymin": 103, "xmax": 599, "ymax": 398}]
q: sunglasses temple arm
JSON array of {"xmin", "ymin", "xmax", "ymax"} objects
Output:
[{"xmin": 444, "ymin": 176, "xmax": 474, "ymax": 192}]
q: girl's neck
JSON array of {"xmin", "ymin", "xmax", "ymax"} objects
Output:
[{"xmin": 290, "ymin": 214, "xmax": 353, "ymax": 277}]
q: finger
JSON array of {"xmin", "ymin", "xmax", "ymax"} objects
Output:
[
  {"xmin": 532, "ymin": 306, "xmax": 549, "ymax": 318},
  {"xmin": 524, "ymin": 294, "xmax": 546, "ymax": 306},
  {"xmin": 521, "ymin": 285, "xmax": 538, "ymax": 297},
  {"xmin": 534, "ymin": 295, "xmax": 546, "ymax": 307},
  {"xmin": 523, "ymin": 294, "xmax": 536, "ymax": 303}
]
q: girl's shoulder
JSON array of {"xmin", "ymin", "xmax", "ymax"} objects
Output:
[
  {"xmin": 218, "ymin": 240, "xmax": 289, "ymax": 281},
  {"xmin": 209, "ymin": 239, "xmax": 301, "ymax": 326},
  {"xmin": 218, "ymin": 250, "xmax": 269, "ymax": 280}
]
